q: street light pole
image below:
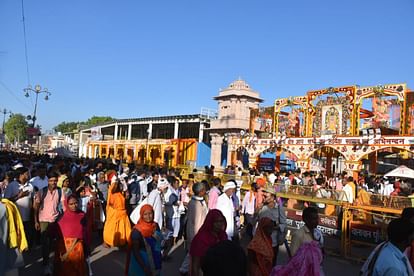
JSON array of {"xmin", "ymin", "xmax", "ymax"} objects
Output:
[
  {"xmin": 1, "ymin": 108, "xmax": 12, "ymax": 134},
  {"xmin": 1, "ymin": 108, "xmax": 12, "ymax": 150},
  {"xmin": 23, "ymin": 84, "xmax": 51, "ymax": 127}
]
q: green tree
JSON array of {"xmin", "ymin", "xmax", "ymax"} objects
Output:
[
  {"xmin": 4, "ymin": 113, "xmax": 29, "ymax": 143},
  {"xmin": 84, "ymin": 116, "xmax": 114, "ymax": 126},
  {"xmin": 53, "ymin": 121, "xmax": 79, "ymax": 133}
]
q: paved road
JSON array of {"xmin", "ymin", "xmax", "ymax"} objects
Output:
[{"xmin": 20, "ymin": 236, "xmax": 362, "ymax": 276}]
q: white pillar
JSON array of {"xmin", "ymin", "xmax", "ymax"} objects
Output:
[
  {"xmin": 128, "ymin": 124, "xmax": 132, "ymax": 140},
  {"xmin": 114, "ymin": 124, "xmax": 118, "ymax": 140},
  {"xmin": 210, "ymin": 134, "xmax": 223, "ymax": 168},
  {"xmin": 147, "ymin": 123, "xmax": 152, "ymax": 139},
  {"xmin": 198, "ymin": 123, "xmax": 204, "ymax": 143},
  {"xmin": 226, "ymin": 135, "xmax": 233, "ymax": 166},
  {"xmin": 174, "ymin": 120, "xmax": 179, "ymax": 139}
]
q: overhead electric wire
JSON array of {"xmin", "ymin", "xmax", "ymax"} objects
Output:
[
  {"xmin": 21, "ymin": 0, "xmax": 31, "ymax": 86},
  {"xmin": 20, "ymin": 0, "xmax": 34, "ymax": 108},
  {"xmin": 0, "ymin": 80, "xmax": 33, "ymax": 111}
]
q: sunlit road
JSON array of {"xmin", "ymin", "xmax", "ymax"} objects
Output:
[{"xmin": 19, "ymin": 233, "xmax": 362, "ymax": 276}]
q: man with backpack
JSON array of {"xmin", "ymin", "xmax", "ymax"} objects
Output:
[
  {"xmin": 136, "ymin": 170, "xmax": 148, "ymax": 204},
  {"xmin": 127, "ymin": 173, "xmax": 140, "ymax": 215},
  {"xmin": 33, "ymin": 171, "xmax": 65, "ymax": 275}
]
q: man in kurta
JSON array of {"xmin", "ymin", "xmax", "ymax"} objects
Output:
[
  {"xmin": 290, "ymin": 207, "xmax": 324, "ymax": 257},
  {"xmin": 147, "ymin": 178, "xmax": 169, "ymax": 229},
  {"xmin": 216, "ymin": 181, "xmax": 236, "ymax": 240},
  {"xmin": 179, "ymin": 182, "xmax": 209, "ymax": 275}
]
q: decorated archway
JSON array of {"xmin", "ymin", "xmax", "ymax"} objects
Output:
[{"xmin": 307, "ymin": 145, "xmax": 347, "ymax": 177}]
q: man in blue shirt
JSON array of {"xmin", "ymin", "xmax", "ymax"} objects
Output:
[{"xmin": 361, "ymin": 218, "xmax": 414, "ymax": 276}]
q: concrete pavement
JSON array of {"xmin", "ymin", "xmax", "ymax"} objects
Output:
[{"xmin": 20, "ymin": 236, "xmax": 362, "ymax": 276}]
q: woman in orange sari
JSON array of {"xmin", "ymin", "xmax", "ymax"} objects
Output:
[
  {"xmin": 247, "ymin": 217, "xmax": 274, "ymax": 276},
  {"xmin": 54, "ymin": 194, "xmax": 88, "ymax": 276},
  {"xmin": 103, "ymin": 177, "xmax": 131, "ymax": 247}
]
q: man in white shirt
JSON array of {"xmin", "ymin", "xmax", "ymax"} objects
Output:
[
  {"xmin": 136, "ymin": 170, "xmax": 148, "ymax": 204},
  {"xmin": 340, "ymin": 177, "xmax": 356, "ymax": 204},
  {"xmin": 268, "ymin": 171, "xmax": 277, "ymax": 185},
  {"xmin": 242, "ymin": 183, "xmax": 257, "ymax": 238},
  {"xmin": 383, "ymin": 177, "xmax": 394, "ymax": 196},
  {"xmin": 216, "ymin": 181, "xmax": 236, "ymax": 240},
  {"xmin": 30, "ymin": 165, "xmax": 48, "ymax": 192},
  {"xmin": 3, "ymin": 167, "xmax": 34, "ymax": 247}
]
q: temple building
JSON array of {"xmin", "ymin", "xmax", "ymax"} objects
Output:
[{"xmin": 207, "ymin": 78, "xmax": 263, "ymax": 168}]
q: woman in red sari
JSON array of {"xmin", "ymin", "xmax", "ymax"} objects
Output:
[
  {"xmin": 54, "ymin": 194, "xmax": 88, "ymax": 276},
  {"xmin": 103, "ymin": 177, "xmax": 131, "ymax": 247},
  {"xmin": 190, "ymin": 209, "xmax": 227, "ymax": 276},
  {"xmin": 247, "ymin": 217, "xmax": 274, "ymax": 276}
]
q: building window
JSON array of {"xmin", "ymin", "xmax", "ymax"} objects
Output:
[
  {"xmin": 178, "ymin": 123, "xmax": 200, "ymax": 139},
  {"xmin": 131, "ymin": 124, "xmax": 150, "ymax": 139},
  {"xmin": 152, "ymin": 123, "xmax": 175, "ymax": 139}
]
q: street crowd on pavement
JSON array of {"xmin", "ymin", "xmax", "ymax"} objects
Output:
[{"xmin": 1, "ymin": 151, "xmax": 414, "ymax": 276}]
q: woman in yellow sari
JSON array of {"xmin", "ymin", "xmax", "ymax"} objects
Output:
[{"xmin": 103, "ymin": 177, "xmax": 131, "ymax": 247}]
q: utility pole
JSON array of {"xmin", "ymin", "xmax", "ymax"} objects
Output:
[
  {"xmin": 23, "ymin": 84, "xmax": 51, "ymax": 150},
  {"xmin": 23, "ymin": 84, "xmax": 51, "ymax": 127},
  {"xmin": 1, "ymin": 108, "xmax": 12, "ymax": 149}
]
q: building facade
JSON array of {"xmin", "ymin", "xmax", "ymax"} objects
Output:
[
  {"xmin": 207, "ymin": 78, "xmax": 263, "ymax": 168},
  {"xmin": 79, "ymin": 114, "xmax": 213, "ymax": 167},
  {"xmin": 229, "ymin": 83, "xmax": 414, "ymax": 178}
]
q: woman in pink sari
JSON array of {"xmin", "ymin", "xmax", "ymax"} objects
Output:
[
  {"xmin": 271, "ymin": 240, "xmax": 323, "ymax": 276},
  {"xmin": 190, "ymin": 209, "xmax": 227, "ymax": 276}
]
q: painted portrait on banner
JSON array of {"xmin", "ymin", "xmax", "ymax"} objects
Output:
[
  {"xmin": 250, "ymin": 107, "xmax": 274, "ymax": 133},
  {"xmin": 90, "ymin": 127, "xmax": 102, "ymax": 141},
  {"xmin": 372, "ymin": 97, "xmax": 392, "ymax": 128},
  {"xmin": 321, "ymin": 105, "xmax": 342, "ymax": 135}
]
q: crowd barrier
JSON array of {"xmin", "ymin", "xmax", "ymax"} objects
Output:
[{"xmin": 151, "ymin": 169, "xmax": 406, "ymax": 261}]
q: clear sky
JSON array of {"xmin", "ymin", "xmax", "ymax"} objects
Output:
[{"xmin": 1, "ymin": 0, "xmax": 413, "ymax": 131}]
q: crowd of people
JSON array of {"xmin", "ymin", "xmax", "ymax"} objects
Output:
[{"xmin": 1, "ymin": 151, "xmax": 414, "ymax": 276}]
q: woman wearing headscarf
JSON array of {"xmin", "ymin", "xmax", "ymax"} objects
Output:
[
  {"xmin": 271, "ymin": 241, "xmax": 323, "ymax": 276},
  {"xmin": 247, "ymin": 217, "xmax": 274, "ymax": 276},
  {"xmin": 190, "ymin": 209, "xmax": 227, "ymax": 276},
  {"xmin": 126, "ymin": 204, "xmax": 162, "ymax": 276},
  {"xmin": 103, "ymin": 177, "xmax": 131, "ymax": 247},
  {"xmin": 391, "ymin": 180, "xmax": 401, "ymax": 196},
  {"xmin": 54, "ymin": 194, "xmax": 88, "ymax": 276}
]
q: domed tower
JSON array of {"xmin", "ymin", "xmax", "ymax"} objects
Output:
[{"xmin": 209, "ymin": 78, "xmax": 263, "ymax": 168}]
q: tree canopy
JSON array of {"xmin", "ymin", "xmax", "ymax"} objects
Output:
[
  {"xmin": 53, "ymin": 121, "xmax": 80, "ymax": 133},
  {"xmin": 53, "ymin": 116, "xmax": 115, "ymax": 134},
  {"xmin": 4, "ymin": 113, "xmax": 29, "ymax": 143},
  {"xmin": 85, "ymin": 116, "xmax": 114, "ymax": 126}
]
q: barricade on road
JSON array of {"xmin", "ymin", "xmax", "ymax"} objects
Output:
[{"xmin": 177, "ymin": 172, "xmax": 405, "ymax": 261}]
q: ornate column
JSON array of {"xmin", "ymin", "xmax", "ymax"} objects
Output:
[
  {"xmin": 210, "ymin": 134, "xmax": 223, "ymax": 168},
  {"xmin": 296, "ymin": 159, "xmax": 310, "ymax": 172},
  {"xmin": 248, "ymin": 154, "xmax": 257, "ymax": 169},
  {"xmin": 344, "ymin": 161, "xmax": 362, "ymax": 180}
]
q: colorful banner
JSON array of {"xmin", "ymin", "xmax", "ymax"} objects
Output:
[
  {"xmin": 350, "ymin": 222, "xmax": 384, "ymax": 244},
  {"xmin": 286, "ymin": 209, "xmax": 340, "ymax": 237},
  {"xmin": 249, "ymin": 106, "xmax": 274, "ymax": 133},
  {"xmin": 90, "ymin": 127, "xmax": 102, "ymax": 141},
  {"xmin": 321, "ymin": 104, "xmax": 342, "ymax": 135}
]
